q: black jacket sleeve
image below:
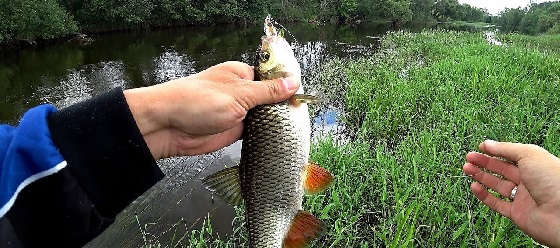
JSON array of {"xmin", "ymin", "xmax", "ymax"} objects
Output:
[{"xmin": 2, "ymin": 88, "xmax": 164, "ymax": 247}]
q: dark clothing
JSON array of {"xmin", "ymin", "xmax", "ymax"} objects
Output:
[{"xmin": 0, "ymin": 88, "xmax": 164, "ymax": 247}]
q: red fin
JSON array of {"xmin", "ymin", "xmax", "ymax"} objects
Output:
[
  {"xmin": 303, "ymin": 162, "xmax": 333, "ymax": 194},
  {"xmin": 283, "ymin": 211, "xmax": 323, "ymax": 248}
]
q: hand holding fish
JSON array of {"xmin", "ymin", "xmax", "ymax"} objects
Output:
[
  {"xmin": 463, "ymin": 140, "xmax": 560, "ymax": 247},
  {"xmin": 124, "ymin": 61, "xmax": 300, "ymax": 159}
]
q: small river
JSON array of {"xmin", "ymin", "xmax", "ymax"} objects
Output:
[{"xmin": 1, "ymin": 22, "xmax": 393, "ymax": 247}]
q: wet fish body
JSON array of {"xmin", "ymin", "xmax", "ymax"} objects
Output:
[{"xmin": 204, "ymin": 16, "xmax": 332, "ymax": 248}]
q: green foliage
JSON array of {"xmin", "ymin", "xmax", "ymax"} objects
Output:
[
  {"xmin": 338, "ymin": 0, "xmax": 359, "ymax": 20},
  {"xmin": 340, "ymin": 31, "xmax": 559, "ymax": 246},
  {"xmin": 148, "ymin": 0, "xmax": 206, "ymax": 26},
  {"xmin": 498, "ymin": 2, "xmax": 560, "ymax": 35},
  {"xmin": 433, "ymin": 0, "xmax": 488, "ymax": 22},
  {"xmin": 1, "ymin": 0, "xmax": 498, "ymax": 44},
  {"xmin": 498, "ymin": 8, "xmax": 526, "ymax": 33},
  {"xmin": 183, "ymin": 31, "xmax": 560, "ymax": 247},
  {"xmin": 71, "ymin": 0, "xmax": 154, "ymax": 30},
  {"xmin": 499, "ymin": 33, "xmax": 560, "ymax": 55},
  {"xmin": 0, "ymin": 0, "xmax": 77, "ymax": 42},
  {"xmin": 411, "ymin": 0, "xmax": 435, "ymax": 22}
]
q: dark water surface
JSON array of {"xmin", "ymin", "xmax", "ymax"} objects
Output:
[{"xmin": 0, "ymin": 22, "xmax": 390, "ymax": 247}]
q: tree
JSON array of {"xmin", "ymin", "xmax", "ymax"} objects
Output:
[
  {"xmin": 411, "ymin": 0, "xmax": 435, "ymax": 22},
  {"xmin": 497, "ymin": 2, "xmax": 560, "ymax": 34},
  {"xmin": 0, "ymin": 0, "xmax": 78, "ymax": 42}
]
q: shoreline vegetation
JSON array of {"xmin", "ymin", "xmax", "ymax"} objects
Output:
[
  {"xmin": 2, "ymin": 0, "xmax": 559, "ymax": 247},
  {"xmin": 140, "ymin": 30, "xmax": 559, "ymax": 247},
  {"xmin": 1, "ymin": 0, "xmax": 493, "ymax": 49},
  {"xmin": 2, "ymin": 1, "xmax": 558, "ymax": 51}
]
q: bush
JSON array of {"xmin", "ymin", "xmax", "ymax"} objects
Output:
[
  {"xmin": 498, "ymin": 1, "xmax": 560, "ymax": 35},
  {"xmin": 73, "ymin": 0, "xmax": 154, "ymax": 30},
  {"xmin": 0, "ymin": 0, "xmax": 78, "ymax": 42}
]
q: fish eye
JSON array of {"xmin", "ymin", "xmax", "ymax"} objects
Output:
[{"xmin": 259, "ymin": 51, "xmax": 270, "ymax": 62}]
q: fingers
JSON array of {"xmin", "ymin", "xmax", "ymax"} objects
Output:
[
  {"xmin": 471, "ymin": 182, "xmax": 512, "ymax": 219},
  {"xmin": 179, "ymin": 123, "xmax": 244, "ymax": 156},
  {"xmin": 479, "ymin": 140, "xmax": 538, "ymax": 163},
  {"xmin": 238, "ymin": 77, "xmax": 300, "ymax": 108},
  {"xmin": 190, "ymin": 124, "xmax": 243, "ymax": 155},
  {"xmin": 466, "ymin": 152, "xmax": 520, "ymax": 184},
  {"xmin": 463, "ymin": 162, "xmax": 517, "ymax": 198}
]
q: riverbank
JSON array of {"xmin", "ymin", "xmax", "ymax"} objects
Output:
[
  {"xmin": 170, "ymin": 31, "xmax": 560, "ymax": 247},
  {"xmin": 1, "ymin": 0, "xmax": 494, "ymax": 50}
]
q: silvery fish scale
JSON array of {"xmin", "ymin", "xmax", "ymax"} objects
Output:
[{"xmin": 240, "ymin": 100, "xmax": 310, "ymax": 247}]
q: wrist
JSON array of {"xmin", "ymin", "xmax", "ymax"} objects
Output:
[{"xmin": 123, "ymin": 86, "xmax": 167, "ymax": 136}]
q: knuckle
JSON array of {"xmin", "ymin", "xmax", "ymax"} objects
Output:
[
  {"xmin": 267, "ymin": 80, "xmax": 282, "ymax": 98},
  {"xmin": 472, "ymin": 170, "xmax": 484, "ymax": 181},
  {"xmin": 243, "ymin": 65, "xmax": 255, "ymax": 80},
  {"xmin": 230, "ymin": 97, "xmax": 249, "ymax": 120},
  {"xmin": 497, "ymin": 180, "xmax": 513, "ymax": 193},
  {"xmin": 222, "ymin": 61, "xmax": 253, "ymax": 79},
  {"xmin": 234, "ymin": 86, "xmax": 257, "ymax": 110},
  {"xmin": 526, "ymin": 144, "xmax": 546, "ymax": 157},
  {"xmin": 487, "ymin": 198, "xmax": 498, "ymax": 210},
  {"xmin": 527, "ymin": 144, "xmax": 541, "ymax": 151}
]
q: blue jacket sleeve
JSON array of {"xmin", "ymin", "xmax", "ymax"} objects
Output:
[
  {"xmin": 0, "ymin": 88, "xmax": 164, "ymax": 248},
  {"xmin": 0, "ymin": 105, "xmax": 66, "ymax": 217}
]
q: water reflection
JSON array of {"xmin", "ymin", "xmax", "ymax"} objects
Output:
[
  {"xmin": 0, "ymin": 22, "xmax": 389, "ymax": 247},
  {"xmin": 36, "ymin": 70, "xmax": 92, "ymax": 109},
  {"xmin": 150, "ymin": 50, "xmax": 196, "ymax": 84},
  {"xmin": 312, "ymin": 109, "xmax": 347, "ymax": 144},
  {"xmin": 34, "ymin": 61, "xmax": 128, "ymax": 109},
  {"xmin": 484, "ymin": 31, "xmax": 503, "ymax": 46}
]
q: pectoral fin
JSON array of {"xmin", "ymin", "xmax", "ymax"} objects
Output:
[
  {"xmin": 202, "ymin": 166, "xmax": 243, "ymax": 205},
  {"xmin": 302, "ymin": 162, "xmax": 333, "ymax": 195},
  {"xmin": 283, "ymin": 211, "xmax": 323, "ymax": 248}
]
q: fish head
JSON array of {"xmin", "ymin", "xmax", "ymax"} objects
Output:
[{"xmin": 257, "ymin": 17, "xmax": 302, "ymax": 93}]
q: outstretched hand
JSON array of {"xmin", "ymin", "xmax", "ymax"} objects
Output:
[
  {"xmin": 124, "ymin": 61, "xmax": 299, "ymax": 159},
  {"xmin": 463, "ymin": 140, "xmax": 560, "ymax": 247}
]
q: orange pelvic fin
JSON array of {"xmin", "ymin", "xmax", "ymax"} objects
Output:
[
  {"xmin": 303, "ymin": 162, "xmax": 333, "ymax": 195},
  {"xmin": 202, "ymin": 166, "xmax": 243, "ymax": 205},
  {"xmin": 283, "ymin": 211, "xmax": 323, "ymax": 248}
]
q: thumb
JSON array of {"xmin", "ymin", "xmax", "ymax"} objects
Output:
[
  {"xmin": 241, "ymin": 77, "xmax": 300, "ymax": 108},
  {"xmin": 479, "ymin": 140, "xmax": 538, "ymax": 162}
]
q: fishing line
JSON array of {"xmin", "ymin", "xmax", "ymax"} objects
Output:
[{"xmin": 269, "ymin": 16, "xmax": 299, "ymax": 45}]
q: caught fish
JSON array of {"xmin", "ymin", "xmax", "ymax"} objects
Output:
[{"xmin": 203, "ymin": 16, "xmax": 333, "ymax": 248}]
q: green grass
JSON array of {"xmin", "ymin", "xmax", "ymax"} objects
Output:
[
  {"xmin": 338, "ymin": 30, "xmax": 560, "ymax": 247},
  {"xmin": 498, "ymin": 33, "xmax": 560, "ymax": 56},
  {"xmin": 150, "ymin": 31, "xmax": 560, "ymax": 247}
]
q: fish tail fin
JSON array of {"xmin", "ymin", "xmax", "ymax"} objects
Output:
[
  {"xmin": 283, "ymin": 210, "xmax": 323, "ymax": 248},
  {"xmin": 303, "ymin": 162, "xmax": 334, "ymax": 195},
  {"xmin": 202, "ymin": 166, "xmax": 243, "ymax": 205}
]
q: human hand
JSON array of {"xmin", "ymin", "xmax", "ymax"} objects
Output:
[
  {"xmin": 123, "ymin": 61, "xmax": 299, "ymax": 159},
  {"xmin": 463, "ymin": 140, "xmax": 560, "ymax": 247}
]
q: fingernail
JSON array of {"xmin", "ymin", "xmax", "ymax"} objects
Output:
[
  {"xmin": 282, "ymin": 78, "xmax": 298, "ymax": 91},
  {"xmin": 485, "ymin": 140, "xmax": 496, "ymax": 146}
]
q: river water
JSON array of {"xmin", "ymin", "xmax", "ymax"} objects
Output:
[{"xmin": 0, "ymin": 22, "xmax": 391, "ymax": 247}]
